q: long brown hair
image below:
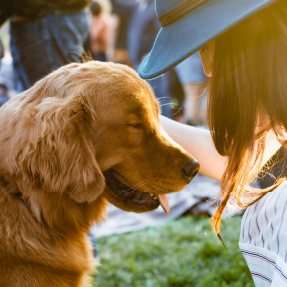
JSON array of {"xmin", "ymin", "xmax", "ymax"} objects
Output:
[{"xmin": 209, "ymin": 0, "xmax": 287, "ymax": 239}]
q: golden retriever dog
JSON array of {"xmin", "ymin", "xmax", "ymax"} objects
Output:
[{"xmin": 0, "ymin": 61, "xmax": 199, "ymax": 287}]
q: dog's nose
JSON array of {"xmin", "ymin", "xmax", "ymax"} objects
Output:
[{"xmin": 182, "ymin": 161, "xmax": 200, "ymax": 183}]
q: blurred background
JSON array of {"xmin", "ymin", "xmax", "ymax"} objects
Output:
[
  {"xmin": 1, "ymin": 0, "xmax": 284, "ymax": 286},
  {"xmin": 0, "ymin": 0, "xmax": 209, "ymax": 125}
]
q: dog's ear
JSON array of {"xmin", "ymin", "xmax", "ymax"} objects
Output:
[{"xmin": 20, "ymin": 93, "xmax": 105, "ymax": 203}]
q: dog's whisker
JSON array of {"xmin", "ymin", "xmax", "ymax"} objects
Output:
[
  {"xmin": 109, "ymin": 180, "xmax": 150, "ymax": 202},
  {"xmin": 122, "ymin": 181, "xmax": 150, "ymax": 198},
  {"xmin": 145, "ymin": 177, "xmax": 162, "ymax": 190},
  {"xmin": 172, "ymin": 105, "xmax": 185, "ymax": 116},
  {"xmin": 143, "ymin": 186, "xmax": 152, "ymax": 193},
  {"xmin": 158, "ymin": 103, "xmax": 175, "ymax": 107},
  {"xmin": 109, "ymin": 188, "xmax": 129, "ymax": 201},
  {"xmin": 154, "ymin": 180, "xmax": 164, "ymax": 194},
  {"xmin": 159, "ymin": 182, "xmax": 168, "ymax": 194},
  {"xmin": 138, "ymin": 178, "xmax": 163, "ymax": 199},
  {"xmin": 146, "ymin": 178, "xmax": 164, "ymax": 194},
  {"xmin": 125, "ymin": 180, "xmax": 149, "ymax": 193},
  {"xmin": 119, "ymin": 181, "xmax": 151, "ymax": 201},
  {"xmin": 109, "ymin": 190, "xmax": 126, "ymax": 201},
  {"xmin": 124, "ymin": 182, "xmax": 151, "ymax": 200}
]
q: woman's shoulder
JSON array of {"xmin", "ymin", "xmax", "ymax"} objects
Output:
[
  {"xmin": 240, "ymin": 180, "xmax": 287, "ymax": 252},
  {"xmin": 239, "ymin": 181, "xmax": 287, "ymax": 286},
  {"xmin": 256, "ymin": 180, "xmax": 287, "ymax": 206},
  {"xmin": 243, "ymin": 180, "xmax": 287, "ymax": 222}
]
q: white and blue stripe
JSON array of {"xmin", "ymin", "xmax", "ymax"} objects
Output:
[{"xmin": 239, "ymin": 181, "xmax": 287, "ymax": 286}]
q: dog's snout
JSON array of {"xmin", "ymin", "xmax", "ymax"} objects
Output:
[{"xmin": 182, "ymin": 161, "xmax": 200, "ymax": 183}]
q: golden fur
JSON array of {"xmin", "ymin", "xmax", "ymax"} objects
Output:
[{"xmin": 0, "ymin": 61, "xmax": 197, "ymax": 287}]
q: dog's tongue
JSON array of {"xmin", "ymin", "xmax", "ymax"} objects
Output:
[{"xmin": 156, "ymin": 194, "xmax": 170, "ymax": 214}]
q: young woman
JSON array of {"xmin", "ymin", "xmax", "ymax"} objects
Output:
[{"xmin": 139, "ymin": 0, "xmax": 287, "ymax": 285}]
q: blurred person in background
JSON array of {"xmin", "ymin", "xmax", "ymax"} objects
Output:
[
  {"xmin": 114, "ymin": 0, "xmax": 172, "ymax": 118},
  {"xmin": 0, "ymin": 83, "xmax": 9, "ymax": 107},
  {"xmin": 111, "ymin": 0, "xmax": 172, "ymax": 118},
  {"xmin": 0, "ymin": 39, "xmax": 3, "ymax": 60},
  {"xmin": 174, "ymin": 52, "xmax": 207, "ymax": 126},
  {"xmin": 1, "ymin": 0, "xmax": 91, "ymax": 92},
  {"xmin": 0, "ymin": 27, "xmax": 10, "ymax": 106},
  {"xmin": 110, "ymin": 0, "xmax": 134, "ymax": 66},
  {"xmin": 88, "ymin": 1, "xmax": 110, "ymax": 62}
]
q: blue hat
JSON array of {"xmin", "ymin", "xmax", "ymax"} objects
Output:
[{"xmin": 138, "ymin": 0, "xmax": 278, "ymax": 79}]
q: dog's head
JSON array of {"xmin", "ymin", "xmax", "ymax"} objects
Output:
[{"xmin": 0, "ymin": 61, "xmax": 199, "ymax": 213}]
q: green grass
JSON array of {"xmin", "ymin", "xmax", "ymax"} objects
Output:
[{"xmin": 93, "ymin": 215, "xmax": 253, "ymax": 287}]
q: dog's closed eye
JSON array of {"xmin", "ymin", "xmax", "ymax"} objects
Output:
[{"xmin": 127, "ymin": 123, "xmax": 142, "ymax": 129}]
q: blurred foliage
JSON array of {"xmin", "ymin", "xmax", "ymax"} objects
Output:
[{"xmin": 93, "ymin": 215, "xmax": 253, "ymax": 287}]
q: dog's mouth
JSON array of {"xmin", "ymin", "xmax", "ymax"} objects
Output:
[{"xmin": 103, "ymin": 169, "xmax": 170, "ymax": 213}]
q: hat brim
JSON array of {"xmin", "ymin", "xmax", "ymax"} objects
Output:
[{"xmin": 138, "ymin": 0, "xmax": 276, "ymax": 79}]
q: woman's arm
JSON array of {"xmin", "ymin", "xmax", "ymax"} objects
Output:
[{"xmin": 160, "ymin": 116, "xmax": 281, "ymax": 182}]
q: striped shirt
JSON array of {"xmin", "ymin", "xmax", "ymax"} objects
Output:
[{"xmin": 239, "ymin": 180, "xmax": 287, "ymax": 287}]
